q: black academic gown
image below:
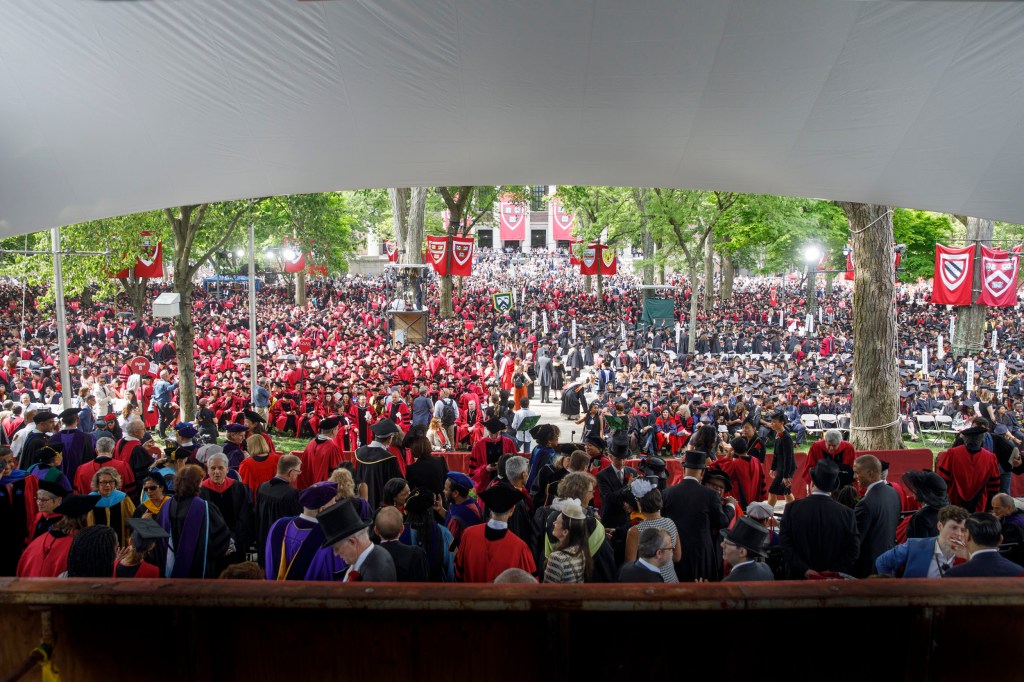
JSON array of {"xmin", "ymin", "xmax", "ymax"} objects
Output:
[
  {"xmin": 256, "ymin": 477, "xmax": 302, "ymax": 567},
  {"xmin": 163, "ymin": 496, "xmax": 231, "ymax": 579},
  {"xmin": 0, "ymin": 476, "xmax": 28, "ymax": 575},
  {"xmin": 200, "ymin": 480, "xmax": 256, "ymax": 574},
  {"xmin": 662, "ymin": 478, "xmax": 734, "ymax": 582},
  {"xmin": 19, "ymin": 430, "xmax": 49, "ymax": 470},
  {"xmin": 355, "ymin": 443, "xmax": 404, "ymax": 510}
]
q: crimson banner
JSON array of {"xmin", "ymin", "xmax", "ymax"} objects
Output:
[
  {"xmin": 426, "ymin": 235, "xmax": 449, "ymax": 276},
  {"xmin": 844, "ymin": 249, "xmax": 854, "ymax": 281},
  {"xmin": 931, "ymin": 244, "xmax": 974, "ymax": 305},
  {"xmin": 498, "ymin": 196, "xmax": 528, "ymax": 241},
  {"xmin": 579, "ymin": 243, "xmax": 599, "ymax": 275},
  {"xmin": 600, "ymin": 246, "xmax": 617, "ymax": 275},
  {"xmin": 450, "ymin": 236, "xmax": 474, "ymax": 277},
  {"xmin": 977, "ymin": 245, "xmax": 1019, "ymax": 307},
  {"xmin": 549, "ymin": 197, "xmax": 574, "ymax": 241},
  {"xmin": 134, "ymin": 232, "xmax": 164, "ymax": 278},
  {"xmin": 385, "ymin": 241, "xmax": 398, "ymax": 263},
  {"xmin": 569, "ymin": 239, "xmax": 583, "ymax": 265}
]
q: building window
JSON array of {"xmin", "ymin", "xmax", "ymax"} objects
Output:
[{"xmin": 530, "ymin": 186, "xmax": 548, "ymax": 212}]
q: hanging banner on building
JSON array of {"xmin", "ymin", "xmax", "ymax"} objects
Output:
[
  {"xmin": 426, "ymin": 235, "xmax": 449, "ymax": 276},
  {"xmin": 600, "ymin": 246, "xmax": 617, "ymax": 275},
  {"xmin": 549, "ymin": 197, "xmax": 574, "ymax": 241},
  {"xmin": 931, "ymin": 244, "xmax": 975, "ymax": 305},
  {"xmin": 450, "ymin": 236, "xmax": 474, "ymax": 277},
  {"xmin": 977, "ymin": 245, "xmax": 1020, "ymax": 307},
  {"xmin": 498, "ymin": 196, "xmax": 528, "ymax": 241},
  {"xmin": 385, "ymin": 241, "xmax": 399, "ymax": 263},
  {"xmin": 579, "ymin": 243, "xmax": 599, "ymax": 276}
]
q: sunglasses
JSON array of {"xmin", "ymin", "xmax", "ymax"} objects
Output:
[{"xmin": 142, "ymin": 486, "xmax": 159, "ymax": 492}]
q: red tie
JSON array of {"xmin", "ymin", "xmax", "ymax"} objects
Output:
[{"xmin": 347, "ymin": 569, "xmax": 361, "ymax": 582}]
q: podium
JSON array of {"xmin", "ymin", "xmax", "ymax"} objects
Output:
[{"xmin": 390, "ymin": 309, "xmax": 429, "ymax": 345}]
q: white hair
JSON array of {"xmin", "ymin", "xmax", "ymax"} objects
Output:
[
  {"xmin": 505, "ymin": 455, "xmax": 529, "ymax": 484},
  {"xmin": 824, "ymin": 429, "xmax": 843, "ymax": 445},
  {"xmin": 206, "ymin": 452, "xmax": 229, "ymax": 468}
]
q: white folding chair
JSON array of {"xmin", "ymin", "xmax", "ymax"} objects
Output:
[
  {"xmin": 916, "ymin": 414, "xmax": 941, "ymax": 446},
  {"xmin": 801, "ymin": 413, "xmax": 822, "ymax": 440}
]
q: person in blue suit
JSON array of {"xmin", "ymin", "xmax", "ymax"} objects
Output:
[
  {"xmin": 944, "ymin": 512, "xmax": 1024, "ymax": 578},
  {"xmin": 875, "ymin": 505, "xmax": 969, "ymax": 578}
]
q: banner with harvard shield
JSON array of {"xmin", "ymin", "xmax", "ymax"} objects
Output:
[
  {"xmin": 134, "ymin": 231, "xmax": 164, "ymax": 278},
  {"xmin": 450, "ymin": 236, "xmax": 474, "ymax": 277},
  {"xmin": 579, "ymin": 243, "xmax": 599, "ymax": 275},
  {"xmin": 977, "ymin": 245, "xmax": 1019, "ymax": 307},
  {"xmin": 931, "ymin": 244, "xmax": 974, "ymax": 305},
  {"xmin": 498, "ymin": 197, "xmax": 528, "ymax": 241},
  {"xmin": 492, "ymin": 292, "xmax": 513, "ymax": 314},
  {"xmin": 548, "ymin": 197, "xmax": 574, "ymax": 241},
  {"xmin": 385, "ymin": 241, "xmax": 398, "ymax": 263},
  {"xmin": 568, "ymin": 239, "xmax": 583, "ymax": 265},
  {"xmin": 426, "ymin": 235, "xmax": 449, "ymax": 276}
]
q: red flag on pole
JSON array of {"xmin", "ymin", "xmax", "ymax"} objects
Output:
[
  {"xmin": 549, "ymin": 197, "xmax": 574, "ymax": 241},
  {"xmin": 931, "ymin": 244, "xmax": 975, "ymax": 306},
  {"xmin": 599, "ymin": 246, "xmax": 617, "ymax": 275},
  {"xmin": 426, "ymin": 235, "xmax": 449, "ymax": 276},
  {"xmin": 283, "ymin": 238, "xmax": 306, "ymax": 273},
  {"xmin": 133, "ymin": 232, "xmax": 164, "ymax": 278},
  {"xmin": 977, "ymin": 245, "xmax": 1019, "ymax": 307},
  {"xmin": 579, "ymin": 243, "xmax": 599, "ymax": 276},
  {"xmin": 450, "ymin": 236, "xmax": 474, "ymax": 277},
  {"xmin": 498, "ymin": 196, "xmax": 528, "ymax": 242}
]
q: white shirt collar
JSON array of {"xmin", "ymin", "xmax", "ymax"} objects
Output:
[
  {"xmin": 730, "ymin": 560, "xmax": 755, "ymax": 571},
  {"xmin": 298, "ymin": 513, "xmax": 319, "ymax": 524},
  {"xmin": 486, "ymin": 519, "xmax": 508, "ymax": 530},
  {"xmin": 637, "ymin": 558, "xmax": 662, "ymax": 574},
  {"xmin": 865, "ymin": 480, "xmax": 885, "ymax": 494},
  {"xmin": 969, "ymin": 548, "xmax": 1000, "ymax": 559},
  {"xmin": 811, "ymin": 491, "xmax": 831, "ymax": 496},
  {"xmin": 684, "ymin": 475, "xmax": 700, "ymax": 482}
]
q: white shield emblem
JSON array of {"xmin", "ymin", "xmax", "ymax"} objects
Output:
[
  {"xmin": 138, "ymin": 233, "xmax": 159, "ymax": 267},
  {"xmin": 452, "ymin": 241, "xmax": 473, "ymax": 266},
  {"xmin": 582, "ymin": 247, "xmax": 597, "ymax": 268},
  {"xmin": 503, "ymin": 205, "xmax": 523, "ymax": 229},
  {"xmin": 428, "ymin": 240, "xmax": 446, "ymax": 265},
  {"xmin": 986, "ymin": 259, "xmax": 1013, "ymax": 292},
  {"xmin": 939, "ymin": 252, "xmax": 969, "ymax": 291}
]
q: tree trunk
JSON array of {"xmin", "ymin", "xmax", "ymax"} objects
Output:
[
  {"xmin": 596, "ymin": 273, "xmax": 603, "ymax": 307},
  {"xmin": 388, "ymin": 187, "xmax": 427, "ymax": 265},
  {"xmin": 953, "ymin": 217, "xmax": 993, "ymax": 356},
  {"xmin": 806, "ymin": 265, "xmax": 816, "ymax": 316},
  {"xmin": 688, "ymin": 264, "xmax": 699, "ymax": 356},
  {"xmin": 825, "ymin": 273, "xmax": 834, "ymax": 297},
  {"xmin": 584, "ymin": 275, "xmax": 592, "ymax": 293},
  {"xmin": 440, "ymin": 275, "xmax": 453, "ymax": 318},
  {"xmin": 703, "ymin": 231, "xmax": 715, "ymax": 313},
  {"xmin": 121, "ymin": 276, "xmax": 147, "ymax": 321},
  {"xmin": 838, "ymin": 202, "xmax": 902, "ymax": 450},
  {"xmin": 721, "ymin": 253, "xmax": 735, "ymax": 300},
  {"xmin": 171, "ymin": 285, "xmax": 196, "ymax": 422},
  {"xmin": 294, "ymin": 270, "xmax": 307, "ymax": 307}
]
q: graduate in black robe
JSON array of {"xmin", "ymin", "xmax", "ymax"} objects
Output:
[
  {"xmin": 255, "ymin": 474, "xmax": 302, "ymax": 567},
  {"xmin": 354, "ymin": 419, "xmax": 404, "ymax": 510},
  {"xmin": 158, "ymin": 487, "xmax": 231, "ymax": 579},
  {"xmin": 0, "ymin": 466, "xmax": 28, "ymax": 575},
  {"xmin": 200, "ymin": 459, "xmax": 255, "ymax": 575},
  {"xmin": 19, "ymin": 412, "xmax": 56, "ymax": 469}
]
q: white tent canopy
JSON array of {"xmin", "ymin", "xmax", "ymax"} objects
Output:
[{"xmin": 4, "ymin": 0, "xmax": 1024, "ymax": 235}]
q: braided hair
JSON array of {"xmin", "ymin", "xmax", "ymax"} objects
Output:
[{"xmin": 66, "ymin": 525, "xmax": 117, "ymax": 577}]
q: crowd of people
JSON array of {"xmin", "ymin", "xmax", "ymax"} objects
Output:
[{"xmin": 1, "ymin": 247, "xmax": 1024, "ymax": 582}]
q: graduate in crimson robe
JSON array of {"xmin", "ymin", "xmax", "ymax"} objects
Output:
[
  {"xmin": 17, "ymin": 494, "xmax": 99, "ymax": 577},
  {"xmin": 799, "ymin": 437, "xmax": 856, "ymax": 490},
  {"xmin": 455, "ymin": 484, "xmax": 536, "ymax": 582},
  {"xmin": 296, "ymin": 418, "xmax": 345, "ymax": 490},
  {"xmin": 264, "ymin": 482, "xmax": 336, "ymax": 580},
  {"xmin": 711, "ymin": 437, "xmax": 767, "ymax": 509},
  {"xmin": 469, "ymin": 418, "xmax": 519, "ymax": 491},
  {"xmin": 348, "ymin": 397, "xmax": 376, "ymax": 448},
  {"xmin": 274, "ymin": 394, "xmax": 299, "ymax": 436},
  {"xmin": 937, "ymin": 426, "xmax": 1001, "ymax": 513}
]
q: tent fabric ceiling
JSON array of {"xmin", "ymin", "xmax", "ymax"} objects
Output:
[{"xmin": 3, "ymin": 0, "xmax": 1024, "ymax": 235}]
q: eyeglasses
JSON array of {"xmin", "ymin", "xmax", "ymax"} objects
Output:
[
  {"xmin": 97, "ymin": 480, "xmax": 116, "ymax": 486},
  {"xmin": 142, "ymin": 486, "xmax": 159, "ymax": 492},
  {"xmin": 35, "ymin": 495, "xmax": 55, "ymax": 502},
  {"xmin": 657, "ymin": 546, "xmax": 673, "ymax": 553}
]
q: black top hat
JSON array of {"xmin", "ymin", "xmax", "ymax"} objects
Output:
[
  {"xmin": 319, "ymin": 499, "xmax": 373, "ymax": 548},
  {"xmin": 721, "ymin": 517, "xmax": 769, "ymax": 558},
  {"xmin": 641, "ymin": 456, "xmax": 668, "ymax": 479},
  {"xmin": 810, "ymin": 458, "xmax": 840, "ymax": 493},
  {"xmin": 607, "ymin": 432, "xmax": 630, "ymax": 458},
  {"xmin": 682, "ymin": 449, "xmax": 708, "ymax": 470}
]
